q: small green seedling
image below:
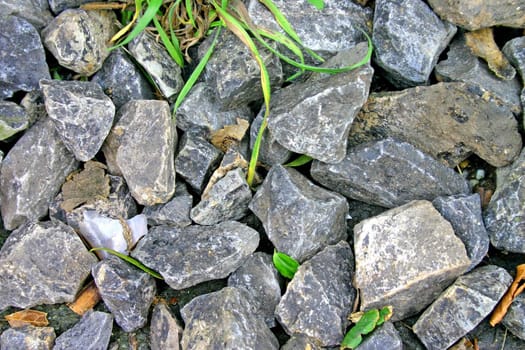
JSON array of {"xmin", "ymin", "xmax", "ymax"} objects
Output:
[
  {"xmin": 90, "ymin": 247, "xmax": 164, "ymax": 280},
  {"xmin": 340, "ymin": 306, "xmax": 393, "ymax": 350},
  {"xmin": 284, "ymin": 154, "xmax": 313, "ymax": 167},
  {"xmin": 272, "ymin": 250, "xmax": 300, "ymax": 279}
]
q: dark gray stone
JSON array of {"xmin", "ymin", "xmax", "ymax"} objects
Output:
[
  {"xmin": 0, "ymin": 15, "xmax": 50, "ymax": 99},
  {"xmin": 128, "ymin": 32, "xmax": 183, "ymax": 100},
  {"xmin": 0, "ymin": 325, "xmax": 55, "ymax": 350},
  {"xmin": 92, "ymin": 256, "xmax": 156, "ymax": 332},
  {"xmin": 227, "ymin": 252, "xmax": 282, "ymax": 328},
  {"xmin": 373, "ymin": 0, "xmax": 456, "ymax": 87},
  {"xmin": 40, "ymin": 79, "xmax": 115, "ymax": 161},
  {"xmin": 53, "ymin": 310, "xmax": 113, "ymax": 350},
  {"xmin": 132, "ymin": 221, "xmax": 259, "ymax": 290},
  {"xmin": 0, "ymin": 220, "xmax": 97, "ymax": 311},
  {"xmin": 142, "ymin": 182, "xmax": 192, "ymax": 227},
  {"xmin": 394, "ymin": 320, "xmax": 426, "ymax": 350},
  {"xmin": 276, "ymin": 241, "xmax": 355, "ymax": 347},
  {"xmin": 349, "ymin": 82, "xmax": 522, "ymax": 167},
  {"xmin": 0, "ymin": 101, "xmax": 29, "ymax": 140},
  {"xmin": 103, "ymin": 100, "xmax": 176, "ymax": 206},
  {"xmin": 150, "ymin": 303, "xmax": 183, "ymax": 350},
  {"xmin": 92, "ymin": 48, "xmax": 155, "ymax": 109},
  {"xmin": 0, "ymin": 118, "xmax": 79, "ymax": 230},
  {"xmin": 311, "ymin": 138, "xmax": 470, "ymax": 208},
  {"xmin": 190, "ymin": 168, "xmax": 252, "ymax": 225},
  {"xmin": 354, "ymin": 200, "xmax": 471, "ymax": 321},
  {"xmin": 0, "ymin": 0, "xmax": 53, "ymax": 29},
  {"xmin": 503, "ymin": 293, "xmax": 525, "ymax": 340},
  {"xmin": 484, "ymin": 147, "xmax": 525, "ymax": 253},
  {"xmin": 280, "ymin": 336, "xmax": 322, "ymax": 350},
  {"xmin": 432, "ymin": 194, "xmax": 489, "ymax": 271},
  {"xmin": 413, "ymin": 265, "xmax": 512, "ymax": 350},
  {"xmin": 469, "ymin": 319, "xmax": 525, "ymax": 350},
  {"xmin": 175, "ymin": 133, "xmax": 222, "ymax": 194},
  {"xmin": 42, "ymin": 9, "xmax": 117, "ymax": 76},
  {"xmin": 503, "ymin": 37, "xmax": 525, "ymax": 80},
  {"xmin": 250, "ymin": 165, "xmax": 348, "ymax": 262},
  {"xmin": 181, "ymin": 287, "xmax": 279, "ymax": 349},
  {"xmin": 357, "ymin": 322, "xmax": 403, "ymax": 350},
  {"xmin": 249, "ymin": 111, "xmax": 291, "ymax": 166},
  {"xmin": 48, "ymin": 0, "xmax": 99, "ymax": 14}
]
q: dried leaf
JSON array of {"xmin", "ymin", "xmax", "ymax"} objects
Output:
[
  {"xmin": 210, "ymin": 118, "xmax": 250, "ymax": 153},
  {"xmin": 67, "ymin": 281, "xmax": 101, "ymax": 315},
  {"xmin": 61, "ymin": 161, "xmax": 110, "ymax": 212},
  {"xmin": 201, "ymin": 150, "xmax": 249, "ymax": 198},
  {"xmin": 490, "ymin": 264, "xmax": 525, "ymax": 326},
  {"xmin": 5, "ymin": 309, "xmax": 49, "ymax": 328}
]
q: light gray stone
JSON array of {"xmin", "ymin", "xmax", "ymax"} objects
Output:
[
  {"xmin": 354, "ymin": 200, "xmax": 471, "ymax": 321},
  {"xmin": 250, "ymin": 165, "xmax": 348, "ymax": 262},
  {"xmin": 0, "ymin": 325, "xmax": 55, "ymax": 350},
  {"xmin": 92, "ymin": 256, "xmax": 156, "ymax": 332},
  {"xmin": 150, "ymin": 303, "xmax": 183, "ymax": 350},
  {"xmin": 0, "ymin": 0, "xmax": 53, "ymax": 29},
  {"xmin": 503, "ymin": 293, "xmax": 525, "ymax": 340},
  {"xmin": 103, "ymin": 100, "xmax": 176, "ymax": 206},
  {"xmin": 180, "ymin": 287, "xmax": 279, "ymax": 350},
  {"xmin": 311, "ymin": 138, "xmax": 470, "ymax": 208},
  {"xmin": 373, "ymin": 0, "xmax": 456, "ymax": 87},
  {"xmin": 48, "ymin": 0, "xmax": 99, "ymax": 14},
  {"xmin": 503, "ymin": 37, "xmax": 525, "ymax": 80},
  {"xmin": 53, "ymin": 310, "xmax": 113, "ymax": 350},
  {"xmin": 131, "ymin": 221, "xmax": 259, "ymax": 290},
  {"xmin": 413, "ymin": 265, "xmax": 512, "ymax": 350},
  {"xmin": 142, "ymin": 182, "xmax": 192, "ymax": 227},
  {"xmin": 276, "ymin": 241, "xmax": 355, "ymax": 347},
  {"xmin": 249, "ymin": 112, "xmax": 291, "ymax": 166},
  {"xmin": 0, "ymin": 101, "xmax": 29, "ymax": 140},
  {"xmin": 357, "ymin": 322, "xmax": 403, "ymax": 350},
  {"xmin": 280, "ymin": 336, "xmax": 322, "ymax": 350},
  {"xmin": 0, "ymin": 220, "xmax": 97, "ymax": 311},
  {"xmin": 0, "ymin": 118, "xmax": 79, "ymax": 230}
]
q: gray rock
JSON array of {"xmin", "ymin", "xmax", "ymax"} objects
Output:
[
  {"xmin": 20, "ymin": 90, "xmax": 46, "ymax": 127},
  {"xmin": 249, "ymin": 111, "xmax": 291, "ymax": 166},
  {"xmin": 92, "ymin": 256, "xmax": 156, "ymax": 332},
  {"xmin": 175, "ymin": 133, "xmax": 222, "ymax": 194},
  {"xmin": 354, "ymin": 200, "xmax": 471, "ymax": 321},
  {"xmin": 267, "ymin": 46, "xmax": 373, "ymax": 163},
  {"xmin": 373, "ymin": 0, "xmax": 456, "ymax": 87},
  {"xmin": 103, "ymin": 100, "xmax": 176, "ymax": 206},
  {"xmin": 42, "ymin": 9, "xmax": 117, "ymax": 76},
  {"xmin": 503, "ymin": 293, "xmax": 525, "ymax": 340},
  {"xmin": 191, "ymin": 168, "xmax": 252, "ymax": 225},
  {"xmin": 503, "ymin": 37, "xmax": 525, "ymax": 80},
  {"xmin": 276, "ymin": 241, "xmax": 355, "ymax": 346},
  {"xmin": 0, "ymin": 0, "xmax": 53, "ymax": 29},
  {"xmin": 150, "ymin": 303, "xmax": 183, "ymax": 350},
  {"xmin": 250, "ymin": 165, "xmax": 348, "ymax": 262},
  {"xmin": 128, "ymin": 32, "xmax": 183, "ymax": 100},
  {"xmin": 131, "ymin": 221, "xmax": 259, "ymax": 290},
  {"xmin": 311, "ymin": 138, "xmax": 470, "ymax": 208},
  {"xmin": 40, "ymin": 79, "xmax": 115, "ymax": 161},
  {"xmin": 0, "ymin": 220, "xmax": 97, "ymax": 311},
  {"xmin": 280, "ymin": 336, "xmax": 322, "ymax": 350},
  {"xmin": 181, "ymin": 287, "xmax": 279, "ymax": 349},
  {"xmin": 0, "ymin": 101, "xmax": 29, "ymax": 140},
  {"xmin": 427, "ymin": 0, "xmax": 525, "ymax": 30},
  {"xmin": 349, "ymin": 82, "xmax": 522, "ymax": 167},
  {"xmin": 0, "ymin": 325, "xmax": 55, "ymax": 350},
  {"xmin": 413, "ymin": 265, "xmax": 512, "ymax": 350},
  {"xmin": 469, "ymin": 319, "xmax": 525, "ymax": 350},
  {"xmin": 484, "ymin": 147, "xmax": 525, "ymax": 253},
  {"xmin": 48, "ymin": 0, "xmax": 99, "ymax": 14},
  {"xmin": 92, "ymin": 48, "xmax": 155, "ymax": 109},
  {"xmin": 0, "ymin": 15, "xmax": 50, "ymax": 99},
  {"xmin": 53, "ymin": 310, "xmax": 113, "ymax": 350},
  {"xmin": 227, "ymin": 252, "xmax": 282, "ymax": 328},
  {"xmin": 436, "ymin": 35, "xmax": 522, "ymax": 115},
  {"xmin": 0, "ymin": 118, "xmax": 79, "ymax": 230},
  {"xmin": 357, "ymin": 322, "xmax": 403, "ymax": 350},
  {"xmin": 142, "ymin": 182, "xmax": 192, "ymax": 227},
  {"xmin": 432, "ymin": 194, "xmax": 489, "ymax": 271}
]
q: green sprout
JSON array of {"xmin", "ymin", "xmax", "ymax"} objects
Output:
[
  {"xmin": 273, "ymin": 250, "xmax": 300, "ymax": 279},
  {"xmin": 341, "ymin": 306, "xmax": 394, "ymax": 349}
]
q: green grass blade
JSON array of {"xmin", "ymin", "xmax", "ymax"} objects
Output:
[
  {"xmin": 185, "ymin": 0, "xmax": 196, "ymax": 27},
  {"xmin": 110, "ymin": 0, "xmax": 143, "ymax": 45},
  {"xmin": 168, "ymin": 0, "xmax": 183, "ymax": 43},
  {"xmin": 273, "ymin": 250, "xmax": 300, "ymax": 279},
  {"xmin": 284, "ymin": 154, "xmax": 313, "ymax": 167},
  {"xmin": 152, "ymin": 16, "xmax": 184, "ymax": 66},
  {"xmin": 307, "ymin": 0, "xmax": 324, "ymax": 10},
  {"xmin": 90, "ymin": 247, "xmax": 164, "ymax": 280}
]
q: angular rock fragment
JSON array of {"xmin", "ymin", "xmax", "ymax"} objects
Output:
[
  {"xmin": 311, "ymin": 138, "xmax": 470, "ymax": 208},
  {"xmin": 0, "ymin": 15, "xmax": 50, "ymax": 98},
  {"xmin": 250, "ymin": 165, "xmax": 348, "ymax": 262},
  {"xmin": 150, "ymin": 303, "xmax": 183, "ymax": 350},
  {"xmin": 349, "ymin": 82, "xmax": 522, "ymax": 167},
  {"xmin": 40, "ymin": 80, "xmax": 115, "ymax": 161},
  {"xmin": 469, "ymin": 319, "xmax": 525, "ymax": 350},
  {"xmin": 1, "ymin": 0, "xmax": 53, "ymax": 29},
  {"xmin": 354, "ymin": 200, "xmax": 471, "ymax": 321},
  {"xmin": 142, "ymin": 183, "xmax": 192, "ymax": 227},
  {"xmin": 413, "ymin": 265, "xmax": 512, "ymax": 350},
  {"xmin": 276, "ymin": 241, "xmax": 355, "ymax": 346},
  {"xmin": 357, "ymin": 322, "xmax": 403, "ymax": 350},
  {"xmin": 103, "ymin": 100, "xmax": 176, "ymax": 206},
  {"xmin": 0, "ymin": 220, "xmax": 97, "ymax": 311},
  {"xmin": 250, "ymin": 112, "xmax": 291, "ymax": 166},
  {"xmin": 503, "ymin": 293, "xmax": 525, "ymax": 340},
  {"xmin": 132, "ymin": 221, "xmax": 259, "ymax": 289},
  {"xmin": 92, "ymin": 256, "xmax": 156, "ymax": 332},
  {"xmin": 180, "ymin": 287, "xmax": 279, "ymax": 349},
  {"xmin": 373, "ymin": 0, "xmax": 456, "ymax": 87},
  {"xmin": 0, "ymin": 101, "xmax": 29, "ymax": 140},
  {"xmin": 503, "ymin": 37, "xmax": 525, "ymax": 80},
  {"xmin": 42, "ymin": 9, "xmax": 117, "ymax": 76},
  {"xmin": 0, "ymin": 325, "xmax": 56, "ymax": 350},
  {"xmin": 53, "ymin": 311, "xmax": 113, "ymax": 350},
  {"xmin": 0, "ymin": 118, "xmax": 79, "ymax": 230},
  {"xmin": 281, "ymin": 336, "xmax": 322, "ymax": 350}
]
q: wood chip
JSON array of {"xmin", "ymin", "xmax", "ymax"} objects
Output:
[
  {"xmin": 489, "ymin": 264, "xmax": 525, "ymax": 326},
  {"xmin": 5, "ymin": 309, "xmax": 49, "ymax": 328},
  {"xmin": 210, "ymin": 118, "xmax": 249, "ymax": 153},
  {"xmin": 67, "ymin": 281, "xmax": 102, "ymax": 316}
]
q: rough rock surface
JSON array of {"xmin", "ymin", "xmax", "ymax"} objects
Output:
[
  {"xmin": 53, "ymin": 311, "xmax": 113, "ymax": 350},
  {"xmin": 358, "ymin": 322, "xmax": 403, "ymax": 350},
  {"xmin": 349, "ymin": 82, "xmax": 522, "ymax": 167},
  {"xmin": 504, "ymin": 37, "xmax": 525, "ymax": 80},
  {"xmin": 373, "ymin": 0, "xmax": 456, "ymax": 87},
  {"xmin": 0, "ymin": 118, "xmax": 79, "ymax": 230},
  {"xmin": 0, "ymin": 220, "xmax": 97, "ymax": 311},
  {"xmin": 250, "ymin": 165, "xmax": 348, "ymax": 262},
  {"xmin": 413, "ymin": 265, "xmax": 512, "ymax": 350},
  {"xmin": 132, "ymin": 221, "xmax": 259, "ymax": 290},
  {"xmin": 1, "ymin": 0, "xmax": 53, "ymax": 29},
  {"xmin": 276, "ymin": 241, "xmax": 355, "ymax": 346},
  {"xmin": 354, "ymin": 200, "xmax": 471, "ymax": 321},
  {"xmin": 0, "ymin": 325, "xmax": 56, "ymax": 350},
  {"xmin": 150, "ymin": 303, "xmax": 183, "ymax": 350},
  {"xmin": 92, "ymin": 256, "xmax": 156, "ymax": 332},
  {"xmin": 142, "ymin": 183, "xmax": 192, "ymax": 227},
  {"xmin": 103, "ymin": 100, "xmax": 176, "ymax": 206},
  {"xmin": 0, "ymin": 101, "xmax": 29, "ymax": 140},
  {"xmin": 311, "ymin": 138, "xmax": 470, "ymax": 208},
  {"xmin": 281, "ymin": 336, "xmax": 322, "ymax": 350},
  {"xmin": 503, "ymin": 293, "xmax": 525, "ymax": 341},
  {"xmin": 250, "ymin": 112, "xmax": 291, "ymax": 166}
]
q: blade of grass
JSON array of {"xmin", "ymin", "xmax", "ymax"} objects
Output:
[
  {"xmin": 152, "ymin": 16, "xmax": 184, "ymax": 66},
  {"xmin": 185, "ymin": 0, "xmax": 196, "ymax": 27},
  {"xmin": 90, "ymin": 247, "xmax": 164, "ymax": 280},
  {"xmin": 110, "ymin": 0, "xmax": 143, "ymax": 44},
  {"xmin": 167, "ymin": 0, "xmax": 183, "ymax": 44},
  {"xmin": 284, "ymin": 154, "xmax": 313, "ymax": 167}
]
